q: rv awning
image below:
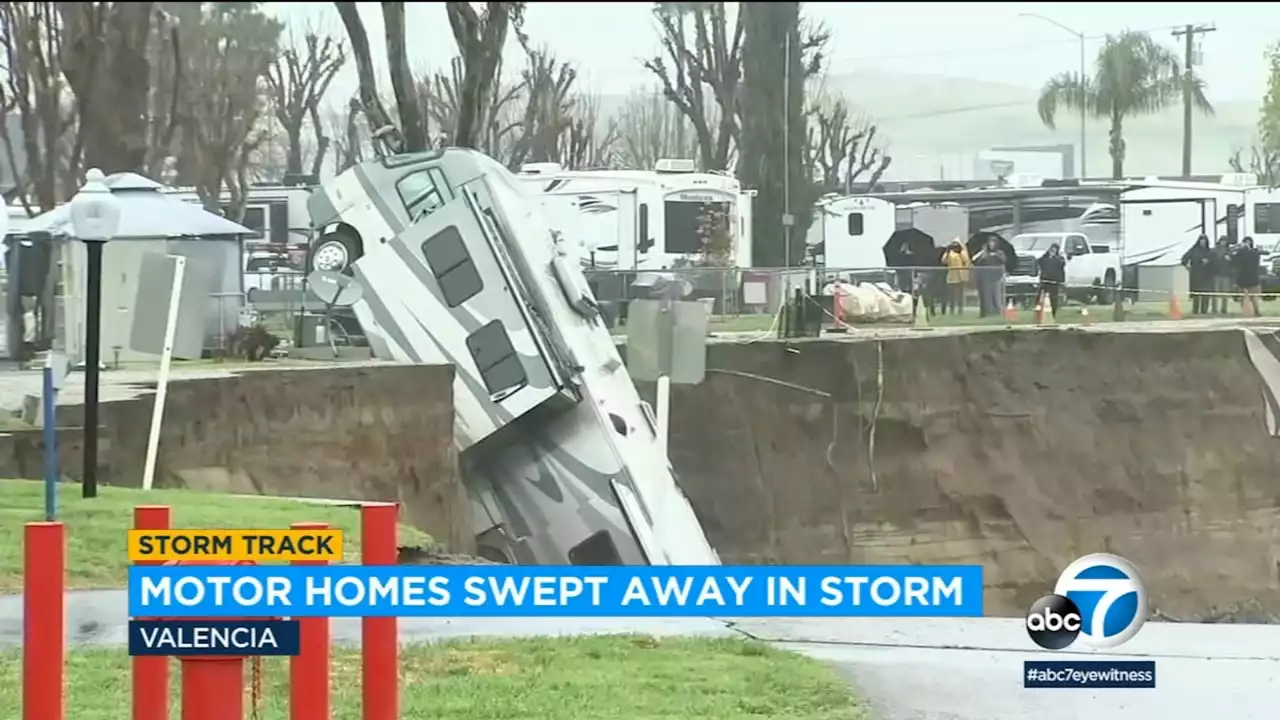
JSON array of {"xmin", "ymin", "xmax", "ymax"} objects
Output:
[{"xmin": 9, "ymin": 172, "xmax": 253, "ymax": 240}]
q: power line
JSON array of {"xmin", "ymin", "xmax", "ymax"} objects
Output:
[{"xmin": 829, "ymin": 22, "xmax": 1208, "ymax": 65}]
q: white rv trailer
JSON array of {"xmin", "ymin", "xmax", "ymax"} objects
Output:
[
  {"xmin": 305, "ymin": 147, "xmax": 719, "ymax": 567},
  {"xmin": 515, "ymin": 159, "xmax": 755, "ymax": 270},
  {"xmin": 165, "ymin": 183, "xmax": 313, "ymax": 248},
  {"xmin": 805, "ymin": 195, "xmax": 969, "ymax": 271},
  {"xmin": 1118, "ymin": 174, "xmax": 1280, "ymax": 262}
]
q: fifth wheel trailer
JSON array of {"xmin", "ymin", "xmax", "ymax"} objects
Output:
[{"xmin": 305, "ymin": 147, "xmax": 719, "ymax": 568}]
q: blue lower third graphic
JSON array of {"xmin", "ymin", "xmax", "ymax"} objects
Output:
[
  {"xmin": 1024, "ymin": 661, "xmax": 1156, "ymax": 689},
  {"xmin": 128, "ymin": 620, "xmax": 300, "ymax": 657},
  {"xmin": 128, "ymin": 565, "xmax": 984, "ymax": 618}
]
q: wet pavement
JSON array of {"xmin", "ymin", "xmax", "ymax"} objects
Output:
[{"xmin": 1, "ymin": 593, "xmax": 1277, "ymax": 719}]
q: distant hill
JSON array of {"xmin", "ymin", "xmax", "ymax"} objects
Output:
[{"xmin": 598, "ymin": 70, "xmax": 1261, "ymax": 180}]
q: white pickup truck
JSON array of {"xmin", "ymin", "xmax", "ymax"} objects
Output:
[{"xmin": 1005, "ymin": 232, "xmax": 1121, "ymax": 306}]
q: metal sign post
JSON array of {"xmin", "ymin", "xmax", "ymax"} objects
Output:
[{"xmin": 41, "ymin": 352, "xmax": 70, "ymax": 520}]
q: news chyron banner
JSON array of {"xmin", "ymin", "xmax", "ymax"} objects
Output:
[
  {"xmin": 126, "ymin": 527, "xmax": 343, "ymax": 657},
  {"xmin": 126, "ymin": 527, "xmax": 984, "ymax": 658}
]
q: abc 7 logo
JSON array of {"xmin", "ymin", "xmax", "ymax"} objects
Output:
[{"xmin": 1025, "ymin": 553, "xmax": 1149, "ymax": 650}]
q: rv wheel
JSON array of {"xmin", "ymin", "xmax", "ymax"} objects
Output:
[{"xmin": 309, "ymin": 232, "xmax": 361, "ymax": 275}]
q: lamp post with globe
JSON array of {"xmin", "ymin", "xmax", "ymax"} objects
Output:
[{"xmin": 68, "ymin": 168, "xmax": 120, "ymax": 499}]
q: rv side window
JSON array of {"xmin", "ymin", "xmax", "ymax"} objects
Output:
[
  {"xmin": 1255, "ymin": 203, "xmax": 1280, "ymax": 234},
  {"xmin": 466, "ymin": 320, "xmax": 528, "ymax": 398},
  {"xmin": 639, "ymin": 203, "xmax": 650, "ymax": 249},
  {"xmin": 847, "ymin": 212, "xmax": 864, "ymax": 236},
  {"xmin": 420, "ymin": 225, "xmax": 483, "ymax": 307},
  {"xmin": 222, "ymin": 205, "xmax": 266, "ymax": 239},
  {"xmin": 396, "ymin": 170, "xmax": 446, "ymax": 219}
]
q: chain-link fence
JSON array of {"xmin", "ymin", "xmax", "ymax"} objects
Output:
[{"xmin": 590, "ymin": 264, "xmax": 1280, "ymax": 343}]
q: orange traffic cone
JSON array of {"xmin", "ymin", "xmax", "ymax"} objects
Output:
[
  {"xmin": 1033, "ymin": 293, "xmax": 1046, "ymax": 325},
  {"xmin": 1168, "ymin": 293, "xmax": 1183, "ymax": 320},
  {"xmin": 1003, "ymin": 299, "xmax": 1017, "ymax": 322}
]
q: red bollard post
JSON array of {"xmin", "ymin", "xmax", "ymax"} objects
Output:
[
  {"xmin": 179, "ymin": 656, "xmax": 245, "ymax": 720},
  {"xmin": 291, "ymin": 521, "xmax": 332, "ymax": 720},
  {"xmin": 132, "ymin": 505, "xmax": 171, "ymax": 720},
  {"xmin": 361, "ymin": 503, "xmax": 399, "ymax": 720},
  {"xmin": 23, "ymin": 522, "xmax": 65, "ymax": 720}
]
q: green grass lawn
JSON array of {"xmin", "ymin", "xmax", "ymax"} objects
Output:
[
  {"xmin": 0, "ymin": 479, "xmax": 431, "ymax": 592},
  {"xmin": 0, "ymin": 635, "xmax": 867, "ymax": 719}
]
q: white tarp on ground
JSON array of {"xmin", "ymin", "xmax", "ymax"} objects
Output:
[{"xmin": 822, "ymin": 281, "xmax": 914, "ymax": 322}]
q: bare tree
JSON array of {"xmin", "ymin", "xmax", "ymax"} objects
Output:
[
  {"xmin": 324, "ymin": 97, "xmax": 367, "ymax": 175},
  {"xmin": 265, "ymin": 28, "xmax": 346, "ymax": 178},
  {"xmin": 60, "ymin": 2, "xmax": 160, "ymax": 174},
  {"xmin": 445, "ymin": 1, "xmax": 526, "ymax": 149},
  {"xmin": 0, "ymin": 1, "xmax": 75, "ymax": 212},
  {"xmin": 560, "ymin": 91, "xmax": 620, "ymax": 169},
  {"xmin": 171, "ymin": 3, "xmax": 281, "ymax": 217},
  {"xmin": 332, "ymin": 1, "xmax": 402, "ymax": 153},
  {"xmin": 142, "ymin": 6, "xmax": 182, "ymax": 180},
  {"xmin": 420, "ymin": 56, "xmax": 524, "ymax": 158},
  {"xmin": 380, "ymin": 2, "xmax": 426, "ymax": 151},
  {"xmin": 614, "ymin": 87, "xmax": 698, "ymax": 170},
  {"xmin": 642, "ymin": 2, "xmax": 742, "ymax": 171},
  {"xmin": 1229, "ymin": 145, "xmax": 1280, "ymax": 187},
  {"xmin": 806, "ymin": 94, "xmax": 891, "ymax": 193}
]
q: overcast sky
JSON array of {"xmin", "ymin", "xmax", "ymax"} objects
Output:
[{"xmin": 266, "ymin": 2, "xmax": 1277, "ymax": 107}]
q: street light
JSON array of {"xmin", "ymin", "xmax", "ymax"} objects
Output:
[
  {"xmin": 68, "ymin": 167, "xmax": 120, "ymax": 499},
  {"xmin": 1019, "ymin": 12, "xmax": 1088, "ymax": 179}
]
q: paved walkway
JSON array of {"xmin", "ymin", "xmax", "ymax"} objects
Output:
[{"xmin": 1, "ymin": 592, "xmax": 1276, "ymax": 719}]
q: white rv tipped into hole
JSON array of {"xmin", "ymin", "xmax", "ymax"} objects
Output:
[{"xmin": 305, "ymin": 148, "xmax": 719, "ymax": 567}]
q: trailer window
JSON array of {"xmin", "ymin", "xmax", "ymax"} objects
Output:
[
  {"xmin": 1255, "ymin": 203, "xmax": 1280, "ymax": 234},
  {"xmin": 397, "ymin": 170, "xmax": 446, "ymax": 220},
  {"xmin": 847, "ymin": 212, "xmax": 864, "ymax": 236},
  {"xmin": 664, "ymin": 200, "xmax": 732, "ymax": 254},
  {"xmin": 466, "ymin": 320, "xmax": 528, "ymax": 398},
  {"xmin": 420, "ymin": 225, "xmax": 482, "ymax": 307},
  {"xmin": 221, "ymin": 205, "xmax": 265, "ymax": 239},
  {"xmin": 639, "ymin": 203, "xmax": 651, "ymax": 251}
]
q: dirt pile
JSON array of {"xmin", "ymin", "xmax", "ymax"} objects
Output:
[{"xmin": 660, "ymin": 328, "xmax": 1280, "ymax": 618}]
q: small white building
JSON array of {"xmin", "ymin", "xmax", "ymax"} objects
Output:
[{"xmin": 8, "ymin": 172, "xmax": 254, "ymax": 362}]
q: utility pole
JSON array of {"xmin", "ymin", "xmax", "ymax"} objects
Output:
[{"xmin": 1173, "ymin": 23, "xmax": 1216, "ymax": 178}]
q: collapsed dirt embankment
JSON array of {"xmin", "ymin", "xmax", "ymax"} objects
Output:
[
  {"xmin": 49, "ymin": 365, "xmax": 473, "ymax": 553},
  {"xmin": 656, "ymin": 329, "xmax": 1280, "ymax": 619}
]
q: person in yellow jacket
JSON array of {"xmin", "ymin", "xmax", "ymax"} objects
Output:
[{"xmin": 941, "ymin": 239, "xmax": 971, "ymax": 315}]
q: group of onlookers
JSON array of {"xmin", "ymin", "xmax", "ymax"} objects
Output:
[{"xmin": 1182, "ymin": 234, "xmax": 1263, "ymax": 316}]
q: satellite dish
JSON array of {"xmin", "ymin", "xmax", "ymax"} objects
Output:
[{"xmin": 308, "ymin": 270, "xmax": 363, "ymax": 308}]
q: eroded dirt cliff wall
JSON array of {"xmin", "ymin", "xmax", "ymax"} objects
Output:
[
  {"xmin": 57, "ymin": 365, "xmax": 471, "ymax": 552},
  {"xmin": 660, "ymin": 330, "xmax": 1280, "ymax": 618}
]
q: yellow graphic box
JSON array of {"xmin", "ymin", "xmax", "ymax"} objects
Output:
[{"xmin": 128, "ymin": 529, "xmax": 344, "ymax": 562}]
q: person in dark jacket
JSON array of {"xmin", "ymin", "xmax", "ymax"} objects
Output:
[
  {"xmin": 1182, "ymin": 234, "xmax": 1215, "ymax": 315},
  {"xmin": 1234, "ymin": 235, "xmax": 1263, "ymax": 316},
  {"xmin": 972, "ymin": 237, "xmax": 1007, "ymax": 317},
  {"xmin": 1036, "ymin": 243, "xmax": 1066, "ymax": 318},
  {"xmin": 1211, "ymin": 237, "xmax": 1234, "ymax": 314}
]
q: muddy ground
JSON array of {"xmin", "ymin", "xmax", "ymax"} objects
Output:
[{"xmin": 655, "ymin": 327, "xmax": 1280, "ymax": 619}]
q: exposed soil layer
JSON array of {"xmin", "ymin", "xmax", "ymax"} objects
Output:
[{"xmin": 657, "ymin": 329, "xmax": 1280, "ymax": 618}]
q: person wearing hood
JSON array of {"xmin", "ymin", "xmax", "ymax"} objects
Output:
[
  {"xmin": 1182, "ymin": 234, "xmax": 1214, "ymax": 315},
  {"xmin": 941, "ymin": 239, "xmax": 971, "ymax": 315},
  {"xmin": 1211, "ymin": 237, "xmax": 1234, "ymax": 314},
  {"xmin": 972, "ymin": 236, "xmax": 1007, "ymax": 317},
  {"xmin": 1036, "ymin": 242, "xmax": 1066, "ymax": 318},
  {"xmin": 1234, "ymin": 235, "xmax": 1263, "ymax": 317}
]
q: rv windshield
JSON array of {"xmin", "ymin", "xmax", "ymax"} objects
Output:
[{"xmin": 1011, "ymin": 235, "xmax": 1057, "ymax": 252}]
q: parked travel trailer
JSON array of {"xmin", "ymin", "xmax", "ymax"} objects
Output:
[
  {"xmin": 166, "ymin": 183, "xmax": 314, "ymax": 249},
  {"xmin": 515, "ymin": 160, "xmax": 755, "ymax": 270},
  {"xmin": 305, "ymin": 147, "xmax": 719, "ymax": 567},
  {"xmin": 806, "ymin": 194, "xmax": 968, "ymax": 271}
]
